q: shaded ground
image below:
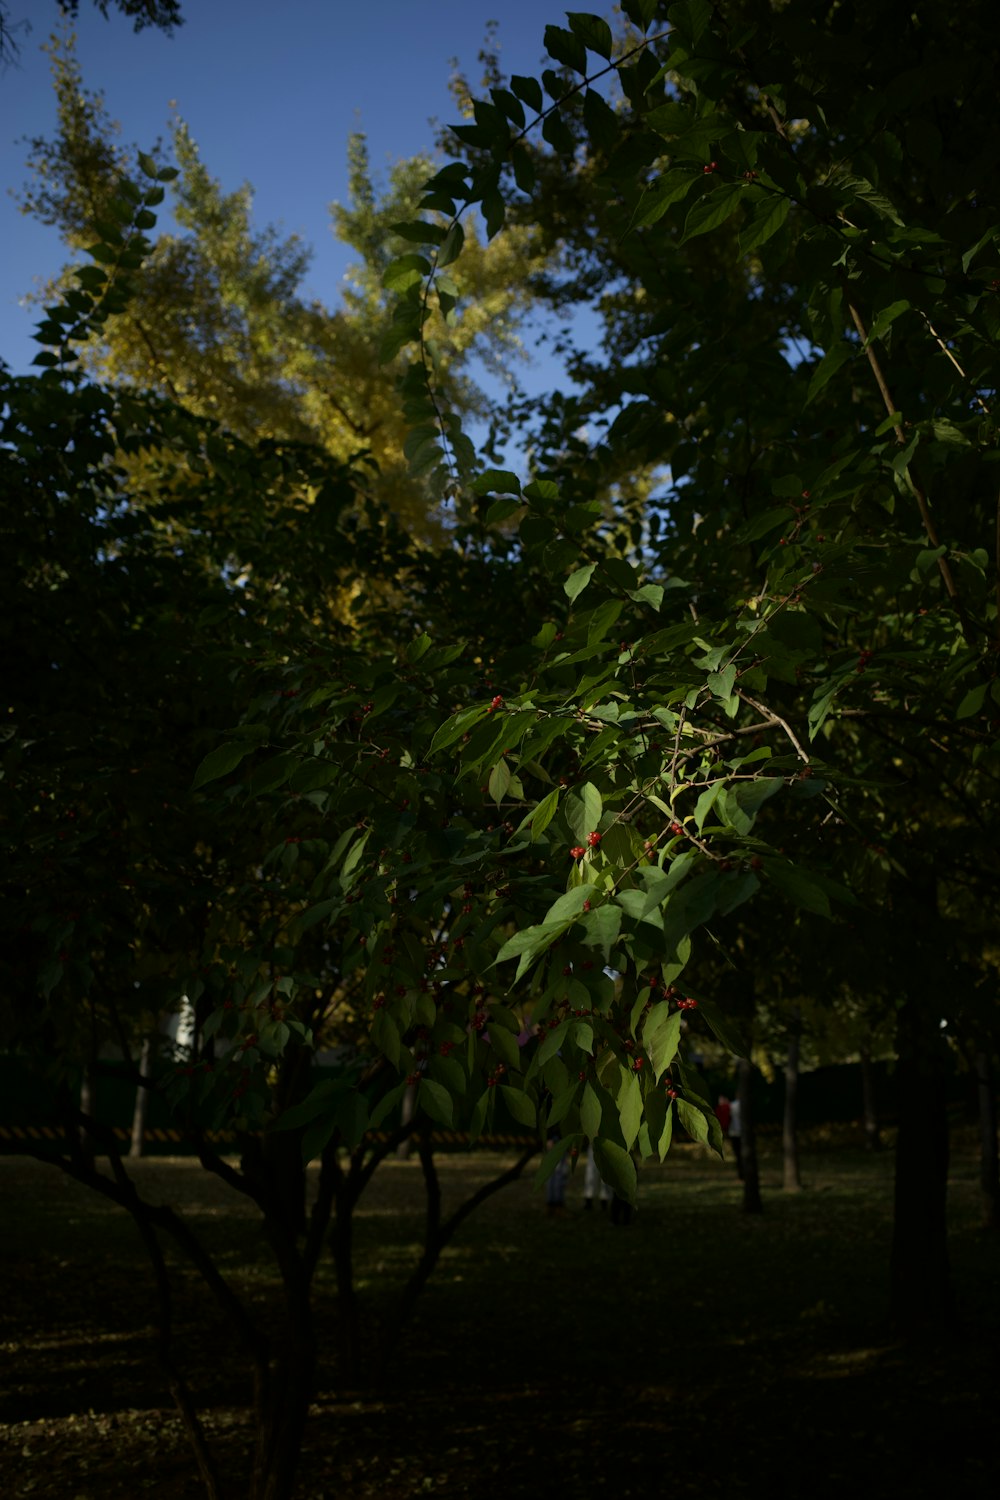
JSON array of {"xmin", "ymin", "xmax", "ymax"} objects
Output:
[{"xmin": 1, "ymin": 1133, "xmax": 997, "ymax": 1498}]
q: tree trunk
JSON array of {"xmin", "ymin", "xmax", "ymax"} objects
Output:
[
  {"xmin": 79, "ymin": 1063, "xmax": 96, "ymax": 1167},
  {"xmin": 129, "ymin": 1037, "xmax": 153, "ymax": 1159},
  {"xmin": 738, "ymin": 1055, "xmax": 762, "ymax": 1214},
  {"xmin": 782, "ymin": 1026, "xmax": 802, "ymax": 1192},
  {"xmin": 975, "ymin": 1050, "xmax": 1000, "ymax": 1231},
  {"xmin": 860, "ymin": 1045, "xmax": 881, "ymax": 1151},
  {"xmin": 396, "ymin": 1081, "xmax": 417, "ymax": 1160},
  {"xmin": 251, "ymin": 1315, "xmax": 314, "ymax": 1500},
  {"xmin": 890, "ymin": 996, "xmax": 954, "ymax": 1330},
  {"xmin": 261, "ymin": 1132, "xmax": 307, "ymax": 1238},
  {"xmin": 373, "ymin": 1140, "xmax": 536, "ymax": 1388},
  {"xmin": 331, "ymin": 1186, "xmax": 362, "ymax": 1385}
]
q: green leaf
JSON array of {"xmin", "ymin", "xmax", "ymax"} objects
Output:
[
  {"xmin": 288, "ymin": 898, "xmax": 337, "ymax": 938},
  {"xmin": 740, "ymin": 194, "xmax": 790, "ymax": 253},
  {"xmin": 530, "ymin": 788, "xmax": 560, "ymax": 841},
  {"xmin": 192, "ymin": 741, "xmax": 253, "ymax": 789},
  {"xmin": 544, "ymin": 884, "xmax": 595, "ymax": 925},
  {"xmin": 545, "ymin": 23, "xmax": 588, "ymax": 72},
  {"xmin": 583, "ymin": 89, "xmax": 620, "ymax": 152},
  {"xmin": 496, "ymin": 923, "xmax": 568, "ymax": 979},
  {"xmin": 535, "ymin": 1133, "xmax": 582, "ymax": 1191},
  {"xmin": 865, "ymin": 299, "xmax": 910, "ymax": 345},
  {"xmin": 270, "ymin": 1079, "xmax": 338, "ymax": 1132},
  {"xmin": 694, "ymin": 782, "xmax": 723, "ymax": 831},
  {"xmin": 490, "ymin": 1024, "xmax": 522, "ymax": 1072},
  {"xmin": 621, "ymin": 0, "xmax": 658, "ymax": 30},
  {"xmin": 511, "ymin": 74, "xmax": 544, "ymax": 113},
  {"xmin": 676, "ymin": 1097, "xmax": 712, "ymax": 1148},
  {"xmin": 543, "ymin": 113, "xmax": 577, "ymax": 156},
  {"xmin": 764, "ymin": 860, "xmax": 831, "ymax": 917},
  {"xmin": 437, "ymin": 223, "xmax": 465, "ymax": 269},
  {"xmin": 657, "ymin": 1101, "xmax": 674, "ymax": 1161},
  {"xmin": 370, "ymin": 1081, "xmax": 409, "ymax": 1131},
  {"xmin": 628, "ymin": 583, "xmax": 664, "ymax": 610},
  {"xmin": 565, "ymin": 563, "xmax": 596, "ymax": 602},
  {"xmin": 696, "ymin": 998, "xmax": 747, "ymax": 1057},
  {"xmin": 512, "ymin": 147, "xmax": 536, "ymax": 194},
  {"xmin": 392, "ymin": 220, "xmax": 446, "ymax": 245},
  {"xmin": 472, "ymin": 468, "xmax": 522, "ymax": 495},
  {"xmin": 681, "ymin": 183, "xmax": 746, "ymax": 243},
  {"xmin": 592, "ymin": 1140, "xmax": 637, "ymax": 1204},
  {"xmin": 669, "ymin": 0, "xmax": 713, "ymax": 46},
  {"xmin": 647, "ymin": 1010, "xmax": 682, "ymax": 1081},
  {"xmin": 430, "ymin": 704, "xmax": 490, "ymax": 755},
  {"xmin": 488, "ymin": 759, "xmax": 512, "ymax": 806},
  {"xmin": 418, "ymin": 1077, "xmax": 454, "ymax": 1126},
  {"xmin": 956, "ymin": 683, "xmax": 986, "ymax": 719},
  {"xmin": 618, "ymin": 1069, "xmax": 643, "ymax": 1151},
  {"xmin": 567, "ymin": 12, "xmax": 613, "ymax": 59},
  {"xmin": 632, "ymin": 170, "xmax": 696, "ymax": 229},
  {"xmin": 486, "ymin": 497, "xmax": 522, "ymax": 526},
  {"xmin": 301, "ymin": 1113, "xmax": 338, "ymax": 1165},
  {"xmin": 537, "ymin": 1019, "xmax": 571, "ymax": 1067},
  {"xmin": 580, "ymin": 1082, "xmax": 602, "ymax": 1141},
  {"xmin": 581, "ymin": 903, "xmax": 621, "ymax": 962},
  {"xmin": 501, "ymin": 1085, "xmax": 539, "ymax": 1128},
  {"xmin": 805, "ymin": 342, "xmax": 853, "ymax": 405},
  {"xmin": 382, "ymin": 253, "xmax": 431, "ymax": 291}
]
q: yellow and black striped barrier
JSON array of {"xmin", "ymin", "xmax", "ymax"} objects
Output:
[{"xmin": 0, "ymin": 1124, "xmax": 536, "ymax": 1149}]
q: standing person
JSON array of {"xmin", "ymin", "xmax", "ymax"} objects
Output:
[
  {"xmin": 583, "ymin": 1143, "xmax": 613, "ymax": 1212},
  {"xmin": 714, "ymin": 1095, "xmax": 732, "ymax": 1137},
  {"xmin": 544, "ymin": 1132, "xmax": 570, "ymax": 1217},
  {"xmin": 728, "ymin": 1096, "xmax": 743, "ymax": 1179}
]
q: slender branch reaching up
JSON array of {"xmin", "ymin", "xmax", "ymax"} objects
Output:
[{"xmin": 845, "ymin": 296, "xmax": 970, "ymax": 636}]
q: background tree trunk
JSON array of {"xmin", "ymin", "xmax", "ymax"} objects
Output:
[
  {"xmin": 78, "ymin": 1063, "xmax": 96, "ymax": 1167},
  {"xmin": 860, "ymin": 1045, "xmax": 881, "ymax": 1151},
  {"xmin": 129, "ymin": 1037, "xmax": 153, "ymax": 1159},
  {"xmin": 396, "ymin": 1081, "xmax": 417, "ymax": 1160},
  {"xmin": 890, "ymin": 996, "xmax": 954, "ymax": 1330},
  {"xmin": 783, "ymin": 1024, "xmax": 802, "ymax": 1192},
  {"xmin": 975, "ymin": 1050, "xmax": 1000, "ymax": 1231},
  {"xmin": 738, "ymin": 1055, "xmax": 762, "ymax": 1214}
]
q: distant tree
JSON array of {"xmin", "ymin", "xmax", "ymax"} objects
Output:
[
  {"xmin": 16, "ymin": 33, "xmax": 545, "ymax": 536},
  {"xmin": 1, "ymin": 0, "xmax": 180, "ymax": 70}
]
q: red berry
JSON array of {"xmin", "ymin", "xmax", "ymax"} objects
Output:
[
  {"xmin": 570, "ymin": 845, "xmax": 586, "ymax": 860},
  {"xmin": 489, "ymin": 695, "xmax": 504, "ymax": 713},
  {"xmin": 587, "ymin": 831, "xmax": 601, "ymax": 848}
]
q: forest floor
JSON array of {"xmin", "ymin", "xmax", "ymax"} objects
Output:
[{"xmin": 1, "ymin": 1130, "xmax": 997, "ymax": 1499}]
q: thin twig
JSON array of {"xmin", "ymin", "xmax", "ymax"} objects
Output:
[
  {"xmin": 845, "ymin": 296, "xmax": 969, "ymax": 631},
  {"xmin": 669, "ymin": 703, "xmax": 687, "ymax": 791},
  {"xmin": 736, "ymin": 690, "xmax": 810, "ymax": 764}
]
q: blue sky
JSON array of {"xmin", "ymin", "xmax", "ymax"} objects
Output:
[{"xmin": 1, "ymin": 0, "xmax": 599, "ymax": 397}]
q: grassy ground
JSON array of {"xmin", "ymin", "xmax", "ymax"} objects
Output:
[{"xmin": 1, "ymin": 1131, "xmax": 997, "ymax": 1498}]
